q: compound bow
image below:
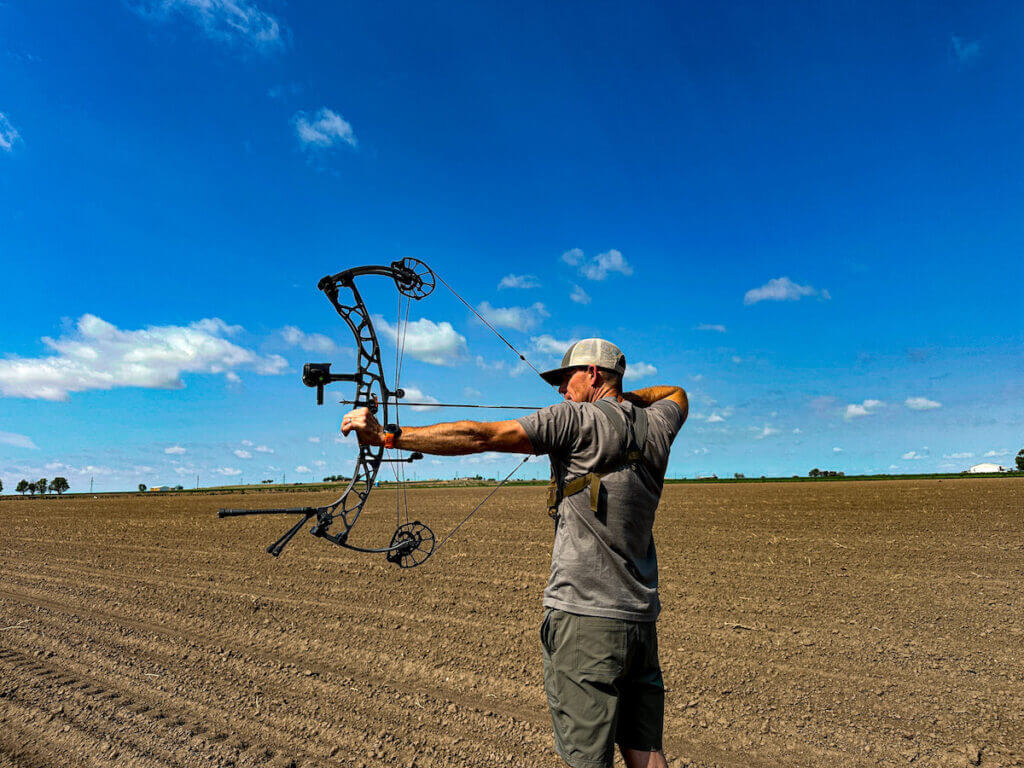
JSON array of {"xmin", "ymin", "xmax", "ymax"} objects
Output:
[{"xmin": 219, "ymin": 258, "xmax": 540, "ymax": 568}]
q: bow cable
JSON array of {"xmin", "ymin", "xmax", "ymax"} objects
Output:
[
  {"xmin": 432, "ymin": 270, "xmax": 542, "ymax": 377},
  {"xmin": 382, "ymin": 267, "xmax": 549, "ymax": 557},
  {"xmin": 432, "ymin": 455, "xmax": 531, "ymax": 553}
]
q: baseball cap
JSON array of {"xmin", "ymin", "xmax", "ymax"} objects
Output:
[{"xmin": 540, "ymin": 338, "xmax": 627, "ymax": 385}]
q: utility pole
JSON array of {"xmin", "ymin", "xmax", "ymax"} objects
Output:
[
  {"xmin": 89, "ymin": 477, "xmax": 93, "ymax": 493},
  {"xmin": 196, "ymin": 474, "xmax": 199, "ymax": 490}
]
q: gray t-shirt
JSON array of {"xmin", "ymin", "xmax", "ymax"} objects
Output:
[{"xmin": 517, "ymin": 397, "xmax": 685, "ymax": 622}]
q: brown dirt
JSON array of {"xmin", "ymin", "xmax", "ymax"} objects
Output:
[{"xmin": 1, "ymin": 478, "xmax": 1022, "ymax": 768}]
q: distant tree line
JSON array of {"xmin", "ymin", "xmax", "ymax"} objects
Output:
[
  {"xmin": 14, "ymin": 477, "xmax": 70, "ymax": 495},
  {"xmin": 808, "ymin": 468, "xmax": 845, "ymax": 478},
  {"xmin": 322, "ymin": 475, "xmax": 350, "ymax": 482}
]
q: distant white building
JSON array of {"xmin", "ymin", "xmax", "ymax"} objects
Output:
[{"xmin": 967, "ymin": 463, "xmax": 1007, "ymax": 473}]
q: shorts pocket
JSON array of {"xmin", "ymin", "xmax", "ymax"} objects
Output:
[
  {"xmin": 539, "ymin": 608, "xmax": 554, "ymax": 655},
  {"xmin": 574, "ymin": 615, "xmax": 627, "ymax": 678}
]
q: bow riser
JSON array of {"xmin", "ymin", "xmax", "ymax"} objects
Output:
[{"xmin": 219, "ymin": 258, "xmax": 437, "ymax": 567}]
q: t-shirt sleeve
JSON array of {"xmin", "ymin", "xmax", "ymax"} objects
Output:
[
  {"xmin": 647, "ymin": 399, "xmax": 686, "ymax": 443},
  {"xmin": 516, "ymin": 402, "xmax": 581, "ymax": 458}
]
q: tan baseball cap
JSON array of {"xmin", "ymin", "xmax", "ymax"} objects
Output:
[{"xmin": 540, "ymin": 338, "xmax": 627, "ymax": 385}]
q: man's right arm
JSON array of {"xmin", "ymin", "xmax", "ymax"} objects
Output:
[{"xmin": 622, "ymin": 386, "xmax": 688, "ymax": 420}]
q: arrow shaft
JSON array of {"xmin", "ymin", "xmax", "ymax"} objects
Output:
[{"xmin": 337, "ymin": 399, "xmax": 542, "ymax": 410}]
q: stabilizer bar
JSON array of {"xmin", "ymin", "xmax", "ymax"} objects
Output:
[{"xmin": 218, "ymin": 506, "xmax": 326, "ymax": 557}]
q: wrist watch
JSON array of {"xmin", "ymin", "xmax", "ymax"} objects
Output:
[{"xmin": 383, "ymin": 424, "xmax": 402, "ymax": 449}]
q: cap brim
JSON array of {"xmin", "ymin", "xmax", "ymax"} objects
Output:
[{"xmin": 539, "ymin": 366, "xmax": 576, "ymax": 386}]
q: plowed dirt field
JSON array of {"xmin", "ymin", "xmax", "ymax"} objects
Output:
[{"xmin": 1, "ymin": 478, "xmax": 1022, "ymax": 768}]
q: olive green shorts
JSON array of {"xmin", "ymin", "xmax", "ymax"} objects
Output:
[{"xmin": 539, "ymin": 608, "xmax": 664, "ymax": 768}]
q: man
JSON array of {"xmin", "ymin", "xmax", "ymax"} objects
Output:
[{"xmin": 341, "ymin": 338, "xmax": 688, "ymax": 768}]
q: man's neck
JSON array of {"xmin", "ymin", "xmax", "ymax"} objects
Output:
[{"xmin": 588, "ymin": 385, "xmax": 622, "ymax": 403}]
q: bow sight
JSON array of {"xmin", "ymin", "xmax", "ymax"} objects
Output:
[{"xmin": 302, "ymin": 363, "xmax": 356, "ymax": 405}]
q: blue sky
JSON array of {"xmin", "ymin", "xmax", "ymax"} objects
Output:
[{"xmin": 1, "ymin": 1, "xmax": 1021, "ymax": 492}]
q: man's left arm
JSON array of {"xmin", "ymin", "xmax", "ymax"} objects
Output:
[{"xmin": 341, "ymin": 408, "xmax": 534, "ymax": 456}]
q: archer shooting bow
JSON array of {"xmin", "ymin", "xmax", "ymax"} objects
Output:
[{"xmin": 218, "ymin": 258, "xmax": 543, "ymax": 568}]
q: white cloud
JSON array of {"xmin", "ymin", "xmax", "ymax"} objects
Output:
[
  {"xmin": 498, "ymin": 274, "xmax": 539, "ymax": 289},
  {"xmin": 0, "ymin": 112, "xmax": 20, "ymax": 152},
  {"xmin": 130, "ymin": 0, "xmax": 284, "ymax": 50},
  {"xmin": 0, "ymin": 430, "xmax": 37, "ymax": 449},
  {"xmin": 399, "ymin": 386, "xmax": 440, "ymax": 412},
  {"xmin": 695, "ymin": 324, "xmax": 726, "ymax": 333},
  {"xmin": 241, "ymin": 439, "xmax": 253, "ymax": 446},
  {"xmin": 463, "ymin": 386, "xmax": 481, "ymax": 398},
  {"xmin": 944, "ymin": 452, "xmax": 973, "ymax": 459},
  {"xmin": 570, "ymin": 285, "xmax": 591, "ymax": 305},
  {"xmin": 561, "ymin": 248, "xmax": 583, "ymax": 266},
  {"xmin": 744, "ymin": 277, "xmax": 829, "ymax": 305},
  {"xmin": 164, "ymin": 445, "xmax": 186, "ymax": 455},
  {"xmin": 951, "ymin": 36, "xmax": 981, "ymax": 65},
  {"xmin": 844, "ymin": 399, "xmax": 884, "ymax": 420},
  {"xmin": 308, "ymin": 436, "xmax": 320, "ymax": 443},
  {"xmin": 215, "ymin": 467, "xmax": 242, "ymax": 476},
  {"xmin": 753, "ymin": 425, "xmax": 779, "ymax": 439},
  {"xmin": 792, "ymin": 428, "xmax": 802, "ymax": 434},
  {"xmin": 707, "ymin": 413, "xmax": 725, "ymax": 423},
  {"xmin": 374, "ymin": 316, "xmax": 468, "ymax": 366},
  {"xmin": 564, "ymin": 249, "xmax": 633, "ymax": 281},
  {"xmin": 313, "ymin": 459, "xmax": 327, "ymax": 468},
  {"xmin": 463, "ymin": 451, "xmax": 507, "ymax": 465},
  {"xmin": 255, "ymin": 444, "xmax": 273, "ymax": 453},
  {"xmin": 902, "ymin": 451, "xmax": 925, "ymax": 460},
  {"xmin": 586, "ymin": 250, "xmax": 632, "ymax": 280},
  {"xmin": 474, "ymin": 356, "xmax": 506, "ymax": 371},
  {"xmin": 191, "ymin": 318, "xmax": 243, "ymax": 335},
  {"xmin": 833, "ymin": 446, "xmax": 843, "ymax": 453},
  {"xmin": 905, "ymin": 396, "xmax": 941, "ymax": 411},
  {"xmin": 531, "ymin": 334, "xmax": 576, "ymax": 356},
  {"xmin": 234, "ymin": 449, "xmax": 252, "ymax": 459},
  {"xmin": 983, "ymin": 449, "xmax": 1009, "ymax": 458},
  {"xmin": 0, "ymin": 314, "xmax": 287, "ymax": 401},
  {"xmin": 731, "ymin": 356, "xmax": 743, "ymax": 364},
  {"xmin": 294, "ymin": 465, "xmax": 311, "ymax": 474},
  {"xmin": 293, "ymin": 108, "xmax": 357, "ymax": 150},
  {"xmin": 476, "ymin": 302, "xmax": 549, "ymax": 332},
  {"xmin": 280, "ymin": 325, "xmax": 337, "ymax": 353},
  {"xmin": 624, "ymin": 362, "xmax": 657, "ymax": 381}
]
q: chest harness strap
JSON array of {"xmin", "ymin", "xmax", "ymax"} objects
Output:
[{"xmin": 546, "ymin": 399, "xmax": 649, "ymax": 519}]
